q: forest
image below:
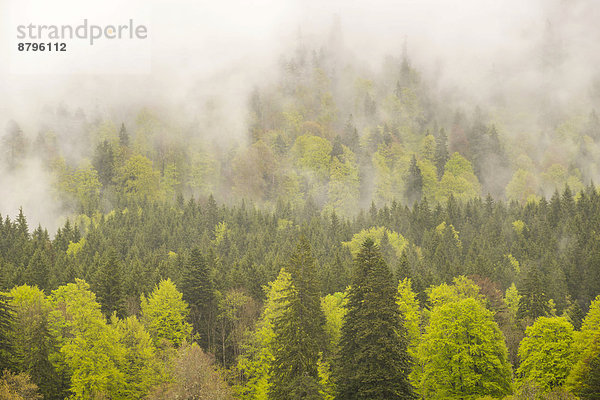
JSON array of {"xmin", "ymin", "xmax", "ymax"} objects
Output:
[{"xmin": 2, "ymin": 5, "xmax": 600, "ymax": 398}]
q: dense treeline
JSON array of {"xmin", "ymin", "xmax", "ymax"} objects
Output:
[
  {"xmin": 2, "ymin": 28, "xmax": 600, "ymax": 399},
  {"xmin": 0, "ymin": 188, "xmax": 600, "ymax": 398}
]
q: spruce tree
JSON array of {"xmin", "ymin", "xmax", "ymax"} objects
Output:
[
  {"xmin": 517, "ymin": 264, "xmax": 550, "ymax": 321},
  {"xmin": 434, "ymin": 128, "xmax": 449, "ymax": 179},
  {"xmin": 182, "ymin": 248, "xmax": 215, "ymax": 351},
  {"xmin": 336, "ymin": 239, "xmax": 414, "ymax": 400},
  {"xmin": 269, "ymin": 236, "xmax": 326, "ymax": 400},
  {"xmin": 119, "ymin": 123, "xmax": 129, "ymax": 147},
  {"xmin": 0, "ymin": 293, "xmax": 12, "ymax": 371},
  {"xmin": 94, "ymin": 248, "xmax": 124, "ymax": 318}
]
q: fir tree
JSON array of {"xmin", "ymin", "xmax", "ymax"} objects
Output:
[
  {"xmin": 269, "ymin": 236, "xmax": 326, "ymax": 400},
  {"xmin": 336, "ymin": 239, "xmax": 414, "ymax": 400}
]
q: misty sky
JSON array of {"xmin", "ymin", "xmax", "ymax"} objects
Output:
[
  {"xmin": 3, "ymin": 0, "xmax": 596, "ymax": 123},
  {"xmin": 1, "ymin": 0, "xmax": 599, "ymax": 230}
]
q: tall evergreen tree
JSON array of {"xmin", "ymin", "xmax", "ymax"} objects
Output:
[
  {"xmin": 118, "ymin": 123, "xmax": 129, "ymax": 147},
  {"xmin": 181, "ymin": 248, "xmax": 216, "ymax": 351},
  {"xmin": 94, "ymin": 248, "xmax": 124, "ymax": 318},
  {"xmin": 92, "ymin": 140, "xmax": 115, "ymax": 187},
  {"xmin": 405, "ymin": 155, "xmax": 423, "ymax": 206},
  {"xmin": 434, "ymin": 128, "xmax": 449, "ymax": 179},
  {"xmin": 0, "ymin": 293, "xmax": 12, "ymax": 371},
  {"xmin": 336, "ymin": 239, "xmax": 414, "ymax": 400},
  {"xmin": 517, "ymin": 264, "xmax": 550, "ymax": 321},
  {"xmin": 269, "ymin": 236, "xmax": 326, "ymax": 400}
]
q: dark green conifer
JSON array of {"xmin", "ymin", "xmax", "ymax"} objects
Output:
[
  {"xmin": 517, "ymin": 264, "xmax": 550, "ymax": 321},
  {"xmin": 94, "ymin": 248, "xmax": 124, "ymax": 318},
  {"xmin": 182, "ymin": 248, "xmax": 216, "ymax": 351},
  {"xmin": 336, "ymin": 239, "xmax": 414, "ymax": 400},
  {"xmin": 269, "ymin": 236, "xmax": 326, "ymax": 400}
]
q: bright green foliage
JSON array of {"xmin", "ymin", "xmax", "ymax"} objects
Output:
[
  {"xmin": 426, "ymin": 276, "xmax": 483, "ymax": 308},
  {"xmin": 517, "ymin": 316, "xmax": 575, "ymax": 391},
  {"xmin": 396, "ymin": 278, "xmax": 422, "ymax": 389},
  {"xmin": 372, "ymin": 142, "xmax": 409, "ymax": 204},
  {"xmin": 116, "ymin": 154, "xmax": 161, "ymax": 201},
  {"xmin": 418, "ymin": 159, "xmax": 438, "ymax": 201},
  {"xmin": 396, "ymin": 278, "xmax": 421, "ymax": 350},
  {"xmin": 235, "ymin": 269, "xmax": 291, "ymax": 400},
  {"xmin": 336, "ymin": 239, "xmax": 414, "ymax": 400},
  {"xmin": 292, "ymin": 134, "xmax": 332, "ymax": 180},
  {"xmin": 140, "ymin": 279, "xmax": 192, "ymax": 348},
  {"xmin": 327, "ymin": 145, "xmax": 359, "ymax": 217},
  {"xmin": 113, "ymin": 315, "xmax": 162, "ymax": 399},
  {"xmin": 418, "ymin": 297, "xmax": 513, "ymax": 399},
  {"xmin": 505, "ymin": 283, "xmax": 521, "ymax": 322},
  {"xmin": 567, "ymin": 330, "xmax": 600, "ymax": 398},
  {"xmin": 541, "ymin": 164, "xmax": 584, "ymax": 195},
  {"xmin": 269, "ymin": 237, "xmax": 326, "ymax": 400},
  {"xmin": 578, "ymin": 295, "xmax": 600, "ymax": 350},
  {"xmin": 58, "ymin": 164, "xmax": 102, "ymax": 214},
  {"xmin": 566, "ymin": 296, "xmax": 600, "ymax": 397},
  {"xmin": 438, "ymin": 153, "xmax": 481, "ymax": 202},
  {"xmin": 321, "ymin": 292, "xmax": 347, "ymax": 354},
  {"xmin": 506, "ymin": 169, "xmax": 538, "ymax": 203},
  {"xmin": 343, "ymin": 226, "xmax": 407, "ymax": 258},
  {"xmin": 49, "ymin": 279, "xmax": 126, "ymax": 399},
  {"xmin": 8, "ymin": 285, "xmax": 58, "ymax": 399}
]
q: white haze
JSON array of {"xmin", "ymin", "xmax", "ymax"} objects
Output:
[{"xmin": 0, "ymin": 0, "xmax": 599, "ymax": 232}]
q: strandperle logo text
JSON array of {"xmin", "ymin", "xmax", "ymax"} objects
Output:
[{"xmin": 16, "ymin": 19, "xmax": 148, "ymax": 45}]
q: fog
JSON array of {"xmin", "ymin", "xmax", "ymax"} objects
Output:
[{"xmin": 1, "ymin": 0, "xmax": 599, "ymax": 231}]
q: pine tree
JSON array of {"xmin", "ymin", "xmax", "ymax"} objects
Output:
[
  {"xmin": 336, "ymin": 239, "xmax": 414, "ymax": 400},
  {"xmin": 269, "ymin": 237, "xmax": 326, "ymax": 400}
]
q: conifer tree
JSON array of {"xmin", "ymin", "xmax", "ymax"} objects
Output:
[
  {"xmin": 94, "ymin": 248, "xmax": 124, "ymax": 318},
  {"xmin": 405, "ymin": 155, "xmax": 423, "ymax": 206},
  {"xmin": 336, "ymin": 239, "xmax": 414, "ymax": 400},
  {"xmin": 269, "ymin": 236, "xmax": 326, "ymax": 400},
  {"xmin": 434, "ymin": 128, "xmax": 449, "ymax": 179},
  {"xmin": 517, "ymin": 264, "xmax": 550, "ymax": 321},
  {"xmin": 118, "ymin": 123, "xmax": 129, "ymax": 147},
  {"xmin": 0, "ymin": 293, "xmax": 12, "ymax": 371},
  {"xmin": 181, "ymin": 248, "xmax": 215, "ymax": 351}
]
